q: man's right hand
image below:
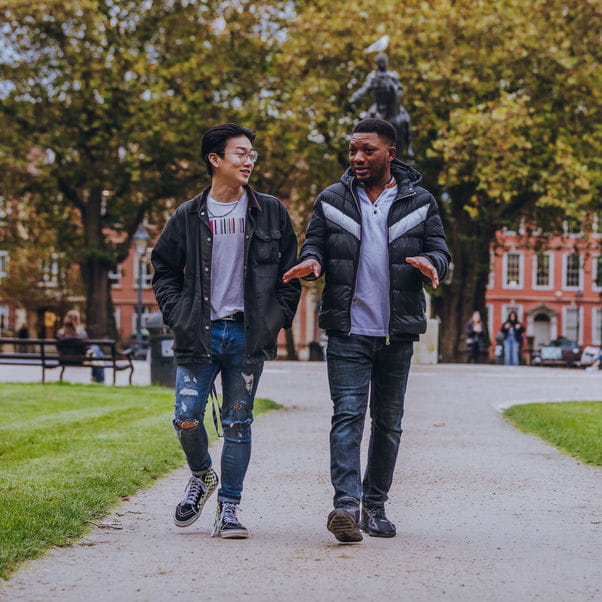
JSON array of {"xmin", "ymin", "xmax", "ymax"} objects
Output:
[{"xmin": 282, "ymin": 258, "xmax": 321, "ymax": 283}]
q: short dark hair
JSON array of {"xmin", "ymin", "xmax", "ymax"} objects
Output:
[
  {"xmin": 201, "ymin": 123, "xmax": 255, "ymax": 175},
  {"xmin": 352, "ymin": 118, "xmax": 397, "ymax": 147}
]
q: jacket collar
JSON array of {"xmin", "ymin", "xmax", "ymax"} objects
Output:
[
  {"xmin": 340, "ymin": 158, "xmax": 422, "ymax": 190},
  {"xmin": 188, "ymin": 184, "xmax": 262, "ymax": 213}
]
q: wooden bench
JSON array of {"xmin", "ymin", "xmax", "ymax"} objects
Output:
[{"xmin": 0, "ymin": 338, "xmax": 134, "ymax": 385}]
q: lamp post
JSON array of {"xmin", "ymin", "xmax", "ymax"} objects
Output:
[{"xmin": 133, "ymin": 223, "xmax": 150, "ymax": 346}]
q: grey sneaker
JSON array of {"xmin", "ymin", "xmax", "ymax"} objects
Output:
[
  {"xmin": 211, "ymin": 501, "xmax": 248, "ymax": 539},
  {"xmin": 174, "ymin": 469, "xmax": 219, "ymax": 527},
  {"xmin": 327, "ymin": 505, "xmax": 363, "ymax": 543}
]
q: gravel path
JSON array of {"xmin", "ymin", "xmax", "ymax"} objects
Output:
[{"xmin": 1, "ymin": 362, "xmax": 601, "ymax": 601}]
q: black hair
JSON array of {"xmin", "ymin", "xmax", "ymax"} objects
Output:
[
  {"xmin": 201, "ymin": 123, "xmax": 256, "ymax": 175},
  {"xmin": 352, "ymin": 118, "xmax": 397, "ymax": 147}
]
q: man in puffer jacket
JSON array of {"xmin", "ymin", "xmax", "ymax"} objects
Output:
[{"xmin": 283, "ymin": 118, "xmax": 450, "ymax": 543}]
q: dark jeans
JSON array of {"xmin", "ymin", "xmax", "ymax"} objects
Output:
[
  {"xmin": 173, "ymin": 321, "xmax": 263, "ymax": 503},
  {"xmin": 326, "ymin": 333, "xmax": 413, "ymax": 508}
]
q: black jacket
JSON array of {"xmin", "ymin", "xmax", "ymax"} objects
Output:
[
  {"xmin": 151, "ymin": 186, "xmax": 301, "ymax": 365},
  {"xmin": 300, "ymin": 159, "xmax": 450, "ymax": 336}
]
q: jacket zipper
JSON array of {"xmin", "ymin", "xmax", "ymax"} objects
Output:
[{"xmin": 385, "ymin": 189, "xmax": 417, "ymax": 345}]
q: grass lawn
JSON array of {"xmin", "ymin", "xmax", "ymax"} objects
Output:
[
  {"xmin": 504, "ymin": 401, "xmax": 602, "ymax": 466},
  {"xmin": 0, "ymin": 382, "xmax": 280, "ymax": 580}
]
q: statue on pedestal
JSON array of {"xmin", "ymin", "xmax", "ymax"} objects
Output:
[{"xmin": 349, "ymin": 52, "xmax": 414, "ymax": 158}]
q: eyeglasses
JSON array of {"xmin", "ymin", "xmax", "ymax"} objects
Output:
[{"xmin": 220, "ymin": 150, "xmax": 259, "ymax": 163}]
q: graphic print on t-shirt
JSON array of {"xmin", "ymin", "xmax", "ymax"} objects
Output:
[{"xmin": 209, "ymin": 217, "xmax": 245, "ymax": 235}]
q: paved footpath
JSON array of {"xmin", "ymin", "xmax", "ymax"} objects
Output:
[{"xmin": 1, "ymin": 362, "xmax": 601, "ymax": 601}]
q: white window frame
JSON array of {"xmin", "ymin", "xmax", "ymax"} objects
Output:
[
  {"xmin": 501, "ymin": 304, "xmax": 523, "ymax": 323},
  {"xmin": 592, "ymin": 307, "xmax": 602, "ymax": 346},
  {"xmin": 40, "ymin": 254, "xmax": 59, "ymax": 288},
  {"xmin": 0, "ymin": 304, "xmax": 8, "ymax": 330},
  {"xmin": 109, "ymin": 265, "xmax": 123, "ymax": 289},
  {"xmin": 592, "ymin": 254, "xmax": 602, "ymax": 292},
  {"xmin": 562, "ymin": 305, "xmax": 581, "ymax": 343},
  {"xmin": 0, "ymin": 251, "xmax": 7, "ymax": 278},
  {"xmin": 562, "ymin": 252, "xmax": 583, "ymax": 291},
  {"xmin": 131, "ymin": 305, "xmax": 154, "ymax": 334},
  {"xmin": 114, "ymin": 307, "xmax": 121, "ymax": 330},
  {"xmin": 133, "ymin": 250, "xmax": 153, "ymax": 289},
  {"xmin": 503, "ymin": 251, "xmax": 523, "ymax": 289},
  {"xmin": 532, "ymin": 252, "xmax": 554, "ymax": 290}
]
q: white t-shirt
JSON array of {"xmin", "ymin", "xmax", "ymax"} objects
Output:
[
  {"xmin": 350, "ymin": 182, "xmax": 398, "ymax": 336},
  {"xmin": 207, "ymin": 192, "xmax": 248, "ymax": 320}
]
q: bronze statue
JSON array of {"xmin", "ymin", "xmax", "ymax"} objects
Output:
[{"xmin": 350, "ymin": 52, "xmax": 414, "ymax": 158}]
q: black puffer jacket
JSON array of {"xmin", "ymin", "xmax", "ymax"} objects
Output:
[
  {"xmin": 300, "ymin": 159, "xmax": 450, "ymax": 336},
  {"xmin": 151, "ymin": 186, "xmax": 301, "ymax": 365}
]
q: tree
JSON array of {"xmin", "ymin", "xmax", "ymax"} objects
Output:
[
  {"xmin": 262, "ymin": 0, "xmax": 601, "ymax": 359},
  {"xmin": 0, "ymin": 0, "xmax": 289, "ymax": 337}
]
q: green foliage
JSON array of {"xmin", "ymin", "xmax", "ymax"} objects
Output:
[
  {"xmin": 0, "ymin": 382, "xmax": 280, "ymax": 579},
  {"xmin": 505, "ymin": 401, "xmax": 602, "ymax": 466},
  {"xmin": 1, "ymin": 0, "xmax": 600, "ymax": 350}
]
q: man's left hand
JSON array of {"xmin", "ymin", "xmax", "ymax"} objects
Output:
[{"xmin": 406, "ymin": 256, "xmax": 439, "ymax": 289}]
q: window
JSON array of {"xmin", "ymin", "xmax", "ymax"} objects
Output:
[
  {"xmin": 502, "ymin": 304, "xmax": 522, "ymax": 323},
  {"xmin": 40, "ymin": 255, "xmax": 59, "ymax": 287},
  {"xmin": 109, "ymin": 265, "xmax": 122, "ymax": 288},
  {"xmin": 563, "ymin": 219, "xmax": 583, "ymax": 237},
  {"xmin": 593, "ymin": 256, "xmax": 602, "ymax": 290},
  {"xmin": 533, "ymin": 253, "xmax": 553, "ymax": 289},
  {"xmin": 593, "ymin": 308, "xmax": 602, "ymax": 346},
  {"xmin": 503, "ymin": 252, "xmax": 523, "ymax": 288},
  {"xmin": 131, "ymin": 305, "xmax": 154, "ymax": 334},
  {"xmin": 563, "ymin": 253, "xmax": 582, "ymax": 289},
  {"xmin": 133, "ymin": 252, "xmax": 153, "ymax": 289},
  {"xmin": 0, "ymin": 305, "xmax": 8, "ymax": 331},
  {"xmin": 0, "ymin": 251, "xmax": 7, "ymax": 278},
  {"xmin": 563, "ymin": 306, "xmax": 579, "ymax": 342}
]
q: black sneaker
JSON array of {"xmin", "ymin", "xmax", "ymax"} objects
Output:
[
  {"xmin": 211, "ymin": 501, "xmax": 248, "ymax": 539},
  {"xmin": 174, "ymin": 469, "xmax": 219, "ymax": 527},
  {"xmin": 360, "ymin": 503, "xmax": 396, "ymax": 538},
  {"xmin": 327, "ymin": 505, "xmax": 363, "ymax": 543}
]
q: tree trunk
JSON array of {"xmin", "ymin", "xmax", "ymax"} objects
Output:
[
  {"xmin": 80, "ymin": 258, "xmax": 115, "ymax": 338},
  {"xmin": 435, "ymin": 194, "xmax": 496, "ymax": 362},
  {"xmin": 285, "ymin": 328, "xmax": 298, "ymax": 361}
]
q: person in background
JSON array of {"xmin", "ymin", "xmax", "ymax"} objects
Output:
[
  {"xmin": 465, "ymin": 310, "xmax": 488, "ymax": 363},
  {"xmin": 17, "ymin": 323, "xmax": 30, "ymax": 353},
  {"xmin": 56, "ymin": 309, "xmax": 105, "ymax": 383},
  {"xmin": 500, "ymin": 311, "xmax": 525, "ymax": 366}
]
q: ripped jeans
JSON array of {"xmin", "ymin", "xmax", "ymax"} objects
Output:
[{"xmin": 173, "ymin": 320, "xmax": 263, "ymax": 503}]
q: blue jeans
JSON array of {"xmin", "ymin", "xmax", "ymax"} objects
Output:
[
  {"xmin": 503, "ymin": 336, "xmax": 519, "ymax": 365},
  {"xmin": 173, "ymin": 321, "xmax": 263, "ymax": 503},
  {"xmin": 89, "ymin": 344, "xmax": 105, "ymax": 383},
  {"xmin": 326, "ymin": 334, "xmax": 413, "ymax": 507}
]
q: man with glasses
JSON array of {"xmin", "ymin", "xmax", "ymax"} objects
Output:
[
  {"xmin": 152, "ymin": 123, "xmax": 301, "ymax": 538},
  {"xmin": 284, "ymin": 118, "xmax": 450, "ymax": 543}
]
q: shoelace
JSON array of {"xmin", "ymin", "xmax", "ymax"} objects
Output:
[
  {"xmin": 220, "ymin": 502, "xmax": 240, "ymax": 525},
  {"xmin": 182, "ymin": 476, "xmax": 207, "ymax": 505}
]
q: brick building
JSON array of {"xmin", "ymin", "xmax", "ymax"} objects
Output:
[{"xmin": 486, "ymin": 226, "xmax": 602, "ymax": 354}]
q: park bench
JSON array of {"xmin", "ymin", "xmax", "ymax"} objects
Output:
[{"xmin": 0, "ymin": 337, "xmax": 134, "ymax": 385}]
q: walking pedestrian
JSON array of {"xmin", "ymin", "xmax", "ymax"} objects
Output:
[
  {"xmin": 283, "ymin": 118, "xmax": 450, "ymax": 543},
  {"xmin": 152, "ymin": 123, "xmax": 301, "ymax": 539}
]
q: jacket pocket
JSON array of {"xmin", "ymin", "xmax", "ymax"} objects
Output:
[{"xmin": 253, "ymin": 229, "xmax": 282, "ymax": 264}]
